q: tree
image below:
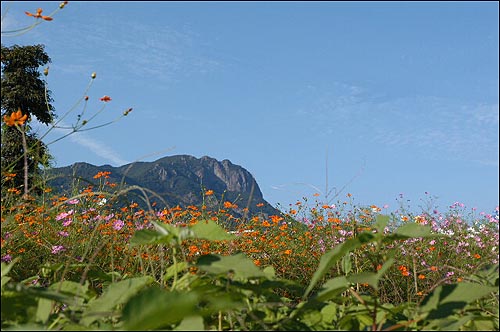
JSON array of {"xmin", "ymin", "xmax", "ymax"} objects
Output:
[
  {"xmin": 1, "ymin": 44, "xmax": 55, "ymax": 123},
  {"xmin": 1, "ymin": 44, "xmax": 55, "ymax": 195}
]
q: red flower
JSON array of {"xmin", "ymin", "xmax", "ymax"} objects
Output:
[
  {"xmin": 25, "ymin": 8, "xmax": 53, "ymax": 21},
  {"xmin": 100, "ymin": 95, "xmax": 112, "ymax": 102}
]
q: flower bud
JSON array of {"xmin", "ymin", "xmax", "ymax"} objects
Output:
[
  {"xmin": 82, "ymin": 120, "xmax": 88, "ymax": 126},
  {"xmin": 59, "ymin": 1, "xmax": 68, "ymax": 9},
  {"xmin": 123, "ymin": 108, "xmax": 133, "ymax": 116},
  {"xmin": 43, "ymin": 67, "xmax": 49, "ymax": 76},
  {"xmin": 91, "ymin": 72, "xmax": 96, "ymax": 79},
  {"xmin": 84, "ymin": 96, "xmax": 89, "ymax": 101}
]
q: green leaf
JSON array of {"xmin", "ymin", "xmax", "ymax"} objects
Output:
[
  {"xmin": 174, "ymin": 315, "xmax": 205, "ymax": 331},
  {"xmin": 390, "ymin": 223, "xmax": 437, "ymax": 240},
  {"xmin": 196, "ymin": 253, "xmax": 267, "ymax": 281},
  {"xmin": 304, "ymin": 233, "xmax": 376, "ymax": 298},
  {"xmin": 81, "ymin": 276, "xmax": 154, "ymax": 326},
  {"xmin": 341, "ymin": 254, "xmax": 352, "ymax": 275},
  {"xmin": 374, "ymin": 215, "xmax": 389, "ymax": 233},
  {"xmin": 129, "ymin": 229, "xmax": 175, "ymax": 247},
  {"xmin": 35, "ymin": 297, "xmax": 52, "ymax": 324},
  {"xmin": 347, "ymin": 272, "xmax": 380, "ymax": 290},
  {"xmin": 190, "ymin": 219, "xmax": 235, "ymax": 241},
  {"xmin": 122, "ymin": 287, "xmax": 199, "ymax": 330},
  {"xmin": 420, "ymin": 283, "xmax": 497, "ymax": 320},
  {"xmin": 1, "ymin": 258, "xmax": 20, "ymax": 278},
  {"xmin": 315, "ymin": 276, "xmax": 350, "ymax": 302},
  {"xmin": 320, "ymin": 303, "xmax": 338, "ymax": 324},
  {"xmin": 164, "ymin": 261, "xmax": 189, "ymax": 281}
]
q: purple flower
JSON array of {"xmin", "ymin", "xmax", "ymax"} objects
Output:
[
  {"xmin": 67, "ymin": 199, "xmax": 79, "ymax": 205},
  {"xmin": 58, "ymin": 231, "xmax": 69, "ymax": 237},
  {"xmin": 1, "ymin": 254, "xmax": 12, "ymax": 263},
  {"xmin": 113, "ymin": 219, "xmax": 124, "ymax": 231},
  {"xmin": 62, "ymin": 219, "xmax": 73, "ymax": 227},
  {"xmin": 51, "ymin": 245, "xmax": 66, "ymax": 254}
]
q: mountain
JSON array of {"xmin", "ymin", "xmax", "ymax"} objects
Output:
[{"xmin": 46, "ymin": 155, "xmax": 280, "ymax": 217}]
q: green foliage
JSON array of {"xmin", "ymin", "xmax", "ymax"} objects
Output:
[{"xmin": 1, "ymin": 44, "xmax": 55, "ymax": 124}]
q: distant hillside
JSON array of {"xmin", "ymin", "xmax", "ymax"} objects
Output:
[{"xmin": 47, "ymin": 155, "xmax": 280, "ymax": 217}]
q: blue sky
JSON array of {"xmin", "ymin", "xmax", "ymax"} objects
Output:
[{"xmin": 2, "ymin": 1, "xmax": 498, "ymax": 214}]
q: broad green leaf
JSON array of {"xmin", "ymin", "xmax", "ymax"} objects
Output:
[
  {"xmin": 347, "ymin": 272, "xmax": 380, "ymax": 290},
  {"xmin": 81, "ymin": 276, "xmax": 154, "ymax": 326},
  {"xmin": 1, "ymin": 276, "xmax": 11, "ymax": 289},
  {"xmin": 391, "ymin": 223, "xmax": 437, "ymax": 239},
  {"xmin": 1, "ymin": 258, "xmax": 20, "ymax": 278},
  {"xmin": 304, "ymin": 232, "xmax": 376, "ymax": 298},
  {"xmin": 320, "ymin": 303, "xmax": 338, "ymax": 324},
  {"xmin": 122, "ymin": 287, "xmax": 199, "ymax": 330},
  {"xmin": 49, "ymin": 280, "xmax": 89, "ymax": 299},
  {"xmin": 420, "ymin": 283, "xmax": 497, "ymax": 320},
  {"xmin": 341, "ymin": 254, "xmax": 352, "ymax": 275},
  {"xmin": 263, "ymin": 266, "xmax": 276, "ymax": 279},
  {"xmin": 374, "ymin": 215, "xmax": 389, "ymax": 233},
  {"xmin": 196, "ymin": 253, "xmax": 267, "ymax": 281},
  {"xmin": 315, "ymin": 276, "xmax": 350, "ymax": 302},
  {"xmin": 191, "ymin": 219, "xmax": 235, "ymax": 241},
  {"xmin": 153, "ymin": 221, "xmax": 195, "ymax": 241},
  {"xmin": 174, "ymin": 315, "xmax": 205, "ymax": 331},
  {"xmin": 129, "ymin": 228, "xmax": 176, "ymax": 246},
  {"xmin": 35, "ymin": 297, "xmax": 53, "ymax": 324},
  {"xmin": 164, "ymin": 261, "xmax": 189, "ymax": 281},
  {"xmin": 48, "ymin": 280, "xmax": 89, "ymax": 311},
  {"xmin": 300, "ymin": 309, "xmax": 323, "ymax": 327}
]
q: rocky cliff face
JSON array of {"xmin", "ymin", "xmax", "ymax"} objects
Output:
[{"xmin": 48, "ymin": 155, "xmax": 279, "ymax": 217}]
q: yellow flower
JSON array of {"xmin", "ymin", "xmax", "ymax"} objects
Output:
[{"xmin": 3, "ymin": 109, "xmax": 28, "ymax": 126}]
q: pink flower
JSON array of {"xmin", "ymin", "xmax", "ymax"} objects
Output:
[
  {"xmin": 51, "ymin": 245, "xmax": 65, "ymax": 254},
  {"xmin": 113, "ymin": 219, "xmax": 124, "ymax": 231}
]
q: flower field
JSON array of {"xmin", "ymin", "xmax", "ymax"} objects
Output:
[
  {"xmin": 1, "ymin": 172, "xmax": 498, "ymax": 330},
  {"xmin": 1, "ymin": 2, "xmax": 498, "ymax": 330}
]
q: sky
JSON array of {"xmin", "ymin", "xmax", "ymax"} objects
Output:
[{"xmin": 1, "ymin": 1, "xmax": 499, "ymax": 215}]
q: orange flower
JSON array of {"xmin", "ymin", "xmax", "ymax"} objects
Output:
[
  {"xmin": 253, "ymin": 259, "xmax": 261, "ymax": 266},
  {"xmin": 25, "ymin": 8, "xmax": 53, "ymax": 21},
  {"xmin": 429, "ymin": 266, "xmax": 438, "ymax": 272},
  {"xmin": 261, "ymin": 221, "xmax": 271, "ymax": 227},
  {"xmin": 270, "ymin": 215, "xmax": 283, "ymax": 224},
  {"xmin": 256, "ymin": 202, "xmax": 264, "ymax": 207},
  {"xmin": 473, "ymin": 253, "xmax": 481, "ymax": 259},
  {"xmin": 223, "ymin": 201, "xmax": 233, "ymax": 209},
  {"xmin": 3, "ymin": 109, "xmax": 28, "ymax": 126},
  {"xmin": 205, "ymin": 190, "xmax": 214, "ymax": 196},
  {"xmin": 93, "ymin": 171, "xmax": 111, "ymax": 179},
  {"xmin": 418, "ymin": 274, "xmax": 426, "ymax": 279},
  {"xmin": 189, "ymin": 245, "xmax": 199, "ymax": 255},
  {"xmin": 283, "ymin": 249, "xmax": 292, "ymax": 255},
  {"xmin": 99, "ymin": 95, "xmax": 112, "ymax": 102},
  {"xmin": 313, "ymin": 193, "xmax": 320, "ymax": 197}
]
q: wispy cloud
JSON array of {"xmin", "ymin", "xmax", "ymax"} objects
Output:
[
  {"xmin": 34, "ymin": 121, "xmax": 130, "ymax": 166},
  {"xmin": 294, "ymin": 82, "xmax": 499, "ymax": 166},
  {"xmin": 49, "ymin": 12, "xmax": 220, "ymax": 88},
  {"xmin": 67, "ymin": 131, "xmax": 129, "ymax": 166}
]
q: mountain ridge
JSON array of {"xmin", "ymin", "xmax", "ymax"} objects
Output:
[{"xmin": 47, "ymin": 154, "xmax": 280, "ymax": 217}]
